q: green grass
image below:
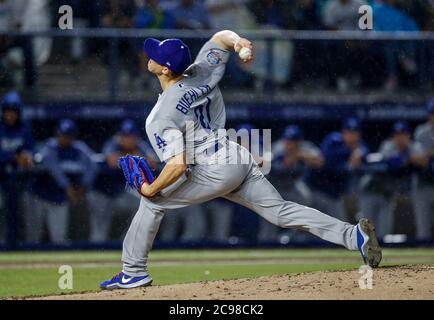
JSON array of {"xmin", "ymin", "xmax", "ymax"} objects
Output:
[
  {"xmin": 2, "ymin": 247, "xmax": 434, "ymax": 263},
  {"xmin": 0, "ymin": 248, "xmax": 433, "ymax": 299}
]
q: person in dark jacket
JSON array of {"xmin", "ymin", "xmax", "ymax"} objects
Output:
[
  {"xmin": 0, "ymin": 91, "xmax": 34, "ymax": 245},
  {"xmin": 27, "ymin": 119, "xmax": 96, "ymax": 244},
  {"xmin": 359, "ymin": 121, "xmax": 427, "ymax": 238},
  {"xmin": 259, "ymin": 125, "xmax": 324, "ymax": 243},
  {"xmin": 88, "ymin": 119, "xmax": 156, "ymax": 242},
  {"xmin": 306, "ymin": 118, "xmax": 368, "ymax": 221}
]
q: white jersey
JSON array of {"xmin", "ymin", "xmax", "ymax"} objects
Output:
[{"xmin": 146, "ymin": 40, "xmax": 230, "ymax": 163}]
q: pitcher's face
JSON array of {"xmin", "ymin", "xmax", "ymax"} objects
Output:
[{"xmin": 147, "ymin": 59, "xmax": 164, "ymax": 76}]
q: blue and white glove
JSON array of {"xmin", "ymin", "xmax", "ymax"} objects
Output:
[{"xmin": 118, "ymin": 155, "xmax": 155, "ymax": 196}]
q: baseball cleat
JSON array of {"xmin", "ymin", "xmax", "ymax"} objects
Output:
[
  {"xmin": 100, "ymin": 271, "xmax": 153, "ymax": 290},
  {"xmin": 356, "ymin": 218, "xmax": 382, "ymax": 268}
]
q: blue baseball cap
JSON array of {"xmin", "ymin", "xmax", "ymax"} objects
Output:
[
  {"xmin": 119, "ymin": 119, "xmax": 139, "ymax": 135},
  {"xmin": 144, "ymin": 38, "xmax": 192, "ymax": 75},
  {"xmin": 57, "ymin": 119, "xmax": 77, "ymax": 136},
  {"xmin": 283, "ymin": 125, "xmax": 303, "ymax": 141},
  {"xmin": 427, "ymin": 99, "xmax": 434, "ymax": 115},
  {"xmin": 392, "ymin": 121, "xmax": 411, "ymax": 134},
  {"xmin": 1, "ymin": 91, "xmax": 22, "ymax": 111},
  {"xmin": 342, "ymin": 117, "xmax": 361, "ymax": 131}
]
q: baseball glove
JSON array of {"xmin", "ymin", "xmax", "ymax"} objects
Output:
[{"xmin": 118, "ymin": 155, "xmax": 156, "ymax": 196}]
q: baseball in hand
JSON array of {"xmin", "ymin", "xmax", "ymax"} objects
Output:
[{"xmin": 239, "ymin": 47, "xmax": 252, "ymax": 60}]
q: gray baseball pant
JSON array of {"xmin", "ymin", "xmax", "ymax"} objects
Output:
[
  {"xmin": 258, "ymin": 179, "xmax": 313, "ymax": 242},
  {"xmin": 122, "ymin": 142, "xmax": 358, "ymax": 276}
]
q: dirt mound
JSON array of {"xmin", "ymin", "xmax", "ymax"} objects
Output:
[{"xmin": 38, "ymin": 265, "xmax": 434, "ymax": 300}]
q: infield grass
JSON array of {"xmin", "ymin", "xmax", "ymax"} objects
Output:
[{"xmin": 0, "ymin": 248, "xmax": 433, "ymax": 298}]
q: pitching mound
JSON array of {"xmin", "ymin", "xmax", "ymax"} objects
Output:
[{"xmin": 38, "ymin": 265, "xmax": 434, "ymax": 300}]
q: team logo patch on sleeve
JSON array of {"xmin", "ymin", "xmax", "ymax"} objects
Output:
[
  {"xmin": 154, "ymin": 133, "xmax": 167, "ymax": 149},
  {"xmin": 206, "ymin": 50, "xmax": 222, "ymax": 65}
]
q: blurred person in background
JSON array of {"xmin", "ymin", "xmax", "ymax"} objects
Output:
[
  {"xmin": 134, "ymin": 0, "xmax": 175, "ymax": 29},
  {"xmin": 171, "ymin": 0, "xmax": 209, "ymax": 30},
  {"xmin": 359, "ymin": 121, "xmax": 427, "ymax": 239},
  {"xmin": 101, "ymin": 0, "xmax": 136, "ymax": 28},
  {"xmin": 322, "ymin": 0, "xmax": 369, "ymax": 91},
  {"xmin": 259, "ymin": 125, "xmax": 324, "ymax": 243},
  {"xmin": 0, "ymin": 0, "xmax": 41, "ymax": 88},
  {"xmin": 431, "ymin": 0, "xmax": 434, "ymax": 89},
  {"xmin": 394, "ymin": 0, "xmax": 433, "ymax": 31},
  {"xmin": 206, "ymin": 0, "xmax": 254, "ymax": 30},
  {"xmin": 288, "ymin": 0, "xmax": 323, "ymax": 30},
  {"xmin": 0, "ymin": 91, "xmax": 34, "ymax": 245},
  {"xmin": 323, "ymin": 0, "xmax": 367, "ymax": 30},
  {"xmin": 372, "ymin": 0, "xmax": 419, "ymax": 91},
  {"xmin": 205, "ymin": 0, "xmax": 255, "ymax": 87},
  {"xmin": 306, "ymin": 118, "xmax": 368, "ymax": 221},
  {"xmin": 89, "ymin": 119, "xmax": 156, "ymax": 242},
  {"xmin": 0, "ymin": 0, "xmax": 10, "ymax": 86},
  {"xmin": 5, "ymin": 0, "xmax": 51, "ymax": 86},
  {"xmin": 52, "ymin": 0, "xmax": 104, "ymax": 60},
  {"xmin": 101, "ymin": 0, "xmax": 140, "ymax": 83},
  {"xmin": 286, "ymin": 0, "xmax": 326, "ymax": 87},
  {"xmin": 27, "ymin": 119, "xmax": 96, "ymax": 244},
  {"xmin": 0, "ymin": 92, "xmax": 34, "ymax": 170},
  {"xmin": 248, "ymin": 0, "xmax": 293, "ymax": 29},
  {"xmin": 157, "ymin": 204, "xmax": 206, "ymax": 243},
  {"xmin": 413, "ymin": 101, "xmax": 434, "ymax": 240},
  {"xmin": 248, "ymin": 0, "xmax": 293, "ymax": 89}
]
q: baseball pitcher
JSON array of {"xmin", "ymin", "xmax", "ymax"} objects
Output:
[{"xmin": 100, "ymin": 30, "xmax": 382, "ymax": 290}]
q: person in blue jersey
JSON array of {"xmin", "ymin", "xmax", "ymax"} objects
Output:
[
  {"xmin": 359, "ymin": 121, "xmax": 427, "ymax": 239},
  {"xmin": 27, "ymin": 119, "xmax": 96, "ymax": 244},
  {"xmin": 0, "ymin": 91, "xmax": 34, "ymax": 245},
  {"xmin": 306, "ymin": 117, "xmax": 368, "ymax": 222},
  {"xmin": 89, "ymin": 119, "xmax": 156, "ymax": 242}
]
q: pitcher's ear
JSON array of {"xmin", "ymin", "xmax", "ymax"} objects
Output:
[{"xmin": 161, "ymin": 67, "xmax": 171, "ymax": 76}]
